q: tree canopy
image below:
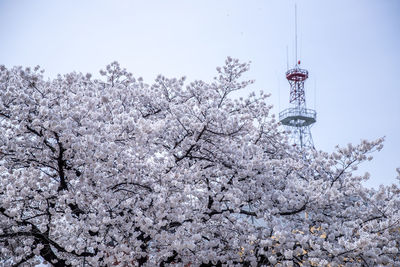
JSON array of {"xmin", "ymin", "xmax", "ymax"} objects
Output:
[{"xmin": 0, "ymin": 59, "xmax": 399, "ymax": 266}]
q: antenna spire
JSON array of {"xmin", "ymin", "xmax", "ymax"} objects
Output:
[
  {"xmin": 295, "ymin": 4, "xmax": 298, "ymax": 66},
  {"xmin": 286, "ymin": 45, "xmax": 289, "ymax": 70}
]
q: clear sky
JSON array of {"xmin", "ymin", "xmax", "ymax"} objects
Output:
[{"xmin": 1, "ymin": 0, "xmax": 399, "ymax": 188}]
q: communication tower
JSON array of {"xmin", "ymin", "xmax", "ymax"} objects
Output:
[{"xmin": 279, "ymin": 6, "xmax": 316, "ymax": 149}]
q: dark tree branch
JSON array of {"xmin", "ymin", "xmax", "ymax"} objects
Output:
[{"xmin": 279, "ymin": 202, "xmax": 307, "ymax": 216}]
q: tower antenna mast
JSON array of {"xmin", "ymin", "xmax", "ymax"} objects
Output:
[
  {"xmin": 295, "ymin": 4, "xmax": 298, "ymax": 65},
  {"xmin": 286, "ymin": 46, "xmax": 289, "ymax": 70},
  {"xmin": 279, "ymin": 5, "xmax": 316, "ymax": 149}
]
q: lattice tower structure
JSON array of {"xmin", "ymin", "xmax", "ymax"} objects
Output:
[{"xmin": 279, "ymin": 63, "xmax": 316, "ymax": 149}]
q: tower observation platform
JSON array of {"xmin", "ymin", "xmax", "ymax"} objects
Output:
[{"xmin": 279, "ymin": 107, "xmax": 316, "ymax": 127}]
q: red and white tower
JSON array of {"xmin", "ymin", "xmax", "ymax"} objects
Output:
[{"xmin": 279, "ymin": 6, "xmax": 316, "ymax": 149}]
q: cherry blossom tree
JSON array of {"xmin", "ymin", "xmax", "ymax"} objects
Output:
[{"xmin": 0, "ymin": 58, "xmax": 399, "ymax": 266}]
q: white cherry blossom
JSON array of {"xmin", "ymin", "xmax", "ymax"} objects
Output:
[{"xmin": 0, "ymin": 60, "xmax": 399, "ymax": 266}]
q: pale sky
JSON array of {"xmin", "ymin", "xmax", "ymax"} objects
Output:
[{"xmin": 1, "ymin": 0, "xmax": 399, "ymax": 188}]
